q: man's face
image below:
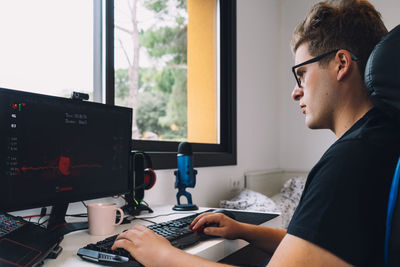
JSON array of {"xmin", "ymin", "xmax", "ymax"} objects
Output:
[{"xmin": 291, "ymin": 43, "xmax": 336, "ymax": 130}]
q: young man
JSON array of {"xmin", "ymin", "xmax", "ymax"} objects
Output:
[{"xmin": 112, "ymin": 1, "xmax": 400, "ymax": 266}]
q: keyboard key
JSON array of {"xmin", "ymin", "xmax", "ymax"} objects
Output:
[{"xmin": 0, "ymin": 212, "xmax": 26, "ymax": 238}]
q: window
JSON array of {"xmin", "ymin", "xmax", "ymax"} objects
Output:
[
  {"xmin": 0, "ymin": 0, "xmax": 94, "ymax": 99},
  {"xmin": 0, "ymin": 0, "xmax": 236, "ymax": 169},
  {"xmin": 107, "ymin": 0, "xmax": 236, "ymax": 169}
]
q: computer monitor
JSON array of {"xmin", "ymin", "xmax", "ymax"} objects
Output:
[{"xmin": 0, "ymin": 88, "xmax": 132, "ymax": 227}]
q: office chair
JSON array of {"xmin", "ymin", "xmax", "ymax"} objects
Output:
[{"xmin": 364, "ymin": 24, "xmax": 400, "ymax": 267}]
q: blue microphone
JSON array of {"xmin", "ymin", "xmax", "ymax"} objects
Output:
[
  {"xmin": 173, "ymin": 142, "xmax": 198, "ymax": 211},
  {"xmin": 177, "ymin": 142, "xmax": 196, "ymax": 188}
]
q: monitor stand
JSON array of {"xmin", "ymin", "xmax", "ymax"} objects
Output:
[
  {"xmin": 47, "ymin": 203, "xmax": 69, "ymax": 230},
  {"xmin": 45, "ymin": 203, "xmax": 89, "ymax": 260},
  {"xmin": 47, "ymin": 203, "xmax": 89, "ymax": 233}
]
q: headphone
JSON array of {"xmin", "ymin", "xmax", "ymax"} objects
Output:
[
  {"xmin": 122, "ymin": 151, "xmax": 156, "ymax": 215},
  {"xmin": 132, "ymin": 151, "xmax": 156, "ymax": 192}
]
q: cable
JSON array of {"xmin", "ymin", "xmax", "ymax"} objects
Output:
[
  {"xmin": 122, "ymin": 211, "xmax": 198, "ymax": 226},
  {"xmin": 38, "ymin": 218, "xmax": 49, "ymax": 226},
  {"xmin": 37, "ymin": 215, "xmax": 47, "ymax": 225},
  {"xmin": 66, "ymin": 213, "xmax": 88, "ymax": 218},
  {"xmin": 137, "ymin": 211, "xmax": 197, "ymax": 220},
  {"xmin": 23, "ymin": 214, "xmax": 50, "ymax": 219},
  {"xmin": 136, "ymin": 218, "xmax": 157, "ymax": 224},
  {"xmin": 40, "ymin": 207, "xmax": 47, "ymax": 218}
]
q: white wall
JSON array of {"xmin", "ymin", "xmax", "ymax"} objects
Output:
[
  {"xmin": 278, "ymin": 0, "xmax": 400, "ymax": 170},
  {"xmin": 279, "ymin": 0, "xmax": 336, "ymax": 171},
  {"xmin": 371, "ymin": 0, "xmax": 400, "ymax": 30},
  {"xmin": 145, "ymin": 0, "xmax": 282, "ymax": 208},
  {"xmin": 145, "ymin": 0, "xmax": 400, "ymax": 208}
]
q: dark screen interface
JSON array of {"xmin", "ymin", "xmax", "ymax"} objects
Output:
[{"xmin": 0, "ymin": 88, "xmax": 132, "ymax": 211}]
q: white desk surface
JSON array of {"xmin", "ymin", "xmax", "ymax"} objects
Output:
[{"xmin": 43, "ymin": 206, "xmax": 281, "ymax": 266}]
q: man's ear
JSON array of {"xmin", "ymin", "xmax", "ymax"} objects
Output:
[{"xmin": 336, "ymin": 50, "xmax": 353, "ymax": 81}]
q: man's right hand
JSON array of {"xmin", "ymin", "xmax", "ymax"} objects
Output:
[{"xmin": 189, "ymin": 212, "xmax": 245, "ymax": 239}]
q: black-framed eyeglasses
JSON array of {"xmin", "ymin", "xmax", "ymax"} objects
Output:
[{"xmin": 291, "ymin": 49, "xmax": 359, "ymax": 88}]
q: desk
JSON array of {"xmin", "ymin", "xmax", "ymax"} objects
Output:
[{"xmin": 43, "ymin": 206, "xmax": 281, "ymax": 266}]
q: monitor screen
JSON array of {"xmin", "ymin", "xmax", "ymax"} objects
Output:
[{"xmin": 0, "ymin": 88, "xmax": 132, "ymax": 212}]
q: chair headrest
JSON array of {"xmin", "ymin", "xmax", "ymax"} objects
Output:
[{"xmin": 365, "ymin": 25, "xmax": 400, "ymax": 121}]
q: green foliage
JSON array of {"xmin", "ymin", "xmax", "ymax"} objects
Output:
[
  {"xmin": 140, "ymin": 26, "xmax": 187, "ymax": 65},
  {"xmin": 159, "ymin": 69, "xmax": 187, "ymax": 129},
  {"xmin": 115, "ymin": 0, "xmax": 188, "ymax": 141},
  {"xmin": 154, "ymin": 68, "xmax": 174, "ymax": 94},
  {"xmin": 143, "ymin": 0, "xmax": 167, "ymax": 13},
  {"xmin": 115, "ymin": 69, "xmax": 130, "ymax": 102},
  {"xmin": 176, "ymin": 0, "xmax": 186, "ymax": 9},
  {"xmin": 136, "ymin": 89, "xmax": 169, "ymax": 135}
]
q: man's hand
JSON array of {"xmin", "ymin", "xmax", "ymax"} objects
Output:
[
  {"xmin": 112, "ymin": 224, "xmax": 177, "ymax": 266},
  {"xmin": 111, "ymin": 223, "xmax": 234, "ymax": 267},
  {"xmin": 190, "ymin": 212, "xmax": 244, "ymax": 239}
]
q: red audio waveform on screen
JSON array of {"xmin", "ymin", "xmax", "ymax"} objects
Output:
[{"xmin": 19, "ymin": 156, "xmax": 102, "ymax": 176}]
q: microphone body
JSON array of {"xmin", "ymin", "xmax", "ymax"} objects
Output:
[
  {"xmin": 176, "ymin": 154, "xmax": 196, "ymax": 188},
  {"xmin": 173, "ymin": 142, "xmax": 198, "ymax": 211}
]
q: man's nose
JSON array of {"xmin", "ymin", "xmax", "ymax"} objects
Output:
[{"xmin": 291, "ymin": 84, "xmax": 303, "ymax": 101}]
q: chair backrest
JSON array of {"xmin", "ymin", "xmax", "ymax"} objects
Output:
[
  {"xmin": 364, "ymin": 24, "xmax": 400, "ymax": 267},
  {"xmin": 365, "ymin": 25, "xmax": 400, "ymax": 122},
  {"xmin": 385, "ymin": 159, "xmax": 400, "ymax": 267}
]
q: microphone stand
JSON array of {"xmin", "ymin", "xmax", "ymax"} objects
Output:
[{"xmin": 173, "ymin": 169, "xmax": 198, "ymax": 211}]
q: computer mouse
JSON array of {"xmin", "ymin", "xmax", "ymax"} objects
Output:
[
  {"xmin": 212, "ymin": 209, "xmax": 236, "ymax": 220},
  {"xmin": 191, "ymin": 209, "xmax": 236, "ymax": 233},
  {"xmin": 196, "ymin": 210, "xmax": 236, "ymax": 235},
  {"xmin": 191, "ymin": 221, "xmax": 218, "ymax": 233}
]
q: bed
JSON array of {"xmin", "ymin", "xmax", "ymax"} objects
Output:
[{"xmin": 220, "ymin": 169, "xmax": 309, "ymax": 228}]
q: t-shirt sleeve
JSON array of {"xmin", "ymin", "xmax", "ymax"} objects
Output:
[{"xmin": 287, "ymin": 139, "xmax": 392, "ymax": 266}]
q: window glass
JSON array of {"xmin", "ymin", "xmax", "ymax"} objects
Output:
[
  {"xmin": 0, "ymin": 1, "xmax": 93, "ymax": 99},
  {"xmin": 114, "ymin": 0, "xmax": 219, "ymax": 144}
]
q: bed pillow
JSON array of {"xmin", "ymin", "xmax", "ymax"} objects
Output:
[
  {"xmin": 275, "ymin": 176, "xmax": 306, "ymax": 228},
  {"xmin": 219, "ymin": 189, "xmax": 279, "ymax": 213},
  {"xmin": 280, "ymin": 176, "xmax": 307, "ymax": 200}
]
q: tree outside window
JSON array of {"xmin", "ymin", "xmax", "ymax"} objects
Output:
[{"xmin": 115, "ymin": 0, "xmax": 188, "ymax": 142}]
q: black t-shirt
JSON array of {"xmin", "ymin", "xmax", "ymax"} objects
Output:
[{"xmin": 287, "ymin": 107, "xmax": 400, "ymax": 266}]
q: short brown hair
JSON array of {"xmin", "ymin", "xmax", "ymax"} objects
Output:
[{"xmin": 291, "ymin": 0, "xmax": 387, "ymax": 77}]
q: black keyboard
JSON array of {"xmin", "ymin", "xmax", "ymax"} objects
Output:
[
  {"xmin": 77, "ymin": 212, "xmax": 212, "ymax": 266},
  {"xmin": 0, "ymin": 211, "xmax": 27, "ymax": 238}
]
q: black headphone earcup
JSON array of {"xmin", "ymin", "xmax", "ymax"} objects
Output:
[{"xmin": 144, "ymin": 168, "xmax": 156, "ymax": 190}]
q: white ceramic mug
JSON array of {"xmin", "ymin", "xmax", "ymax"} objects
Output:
[{"xmin": 87, "ymin": 203, "xmax": 124, "ymax": 236}]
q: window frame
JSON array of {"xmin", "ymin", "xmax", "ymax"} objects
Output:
[{"xmin": 105, "ymin": 0, "xmax": 236, "ymax": 169}]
